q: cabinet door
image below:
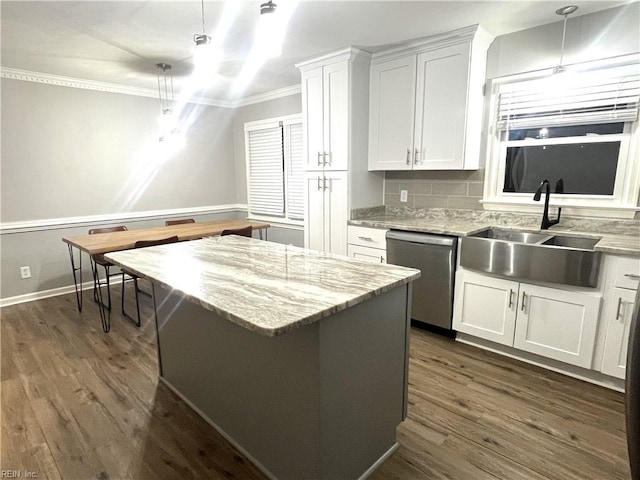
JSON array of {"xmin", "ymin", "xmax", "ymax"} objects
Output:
[
  {"xmin": 601, "ymin": 287, "xmax": 636, "ymax": 379},
  {"xmin": 323, "ymin": 171, "xmax": 348, "ymax": 255},
  {"xmin": 302, "ymin": 66, "xmax": 325, "ymax": 170},
  {"xmin": 368, "ymin": 56, "xmax": 416, "ymax": 171},
  {"xmin": 513, "ymin": 284, "xmax": 601, "ymax": 368},
  {"xmin": 323, "ymin": 62, "xmax": 349, "ymax": 171},
  {"xmin": 413, "ymin": 42, "xmax": 470, "ymax": 170},
  {"xmin": 304, "ymin": 173, "xmax": 326, "ymax": 252},
  {"xmin": 452, "ymin": 270, "xmax": 518, "ymax": 346},
  {"xmin": 347, "ymin": 244, "xmax": 386, "ymax": 264}
]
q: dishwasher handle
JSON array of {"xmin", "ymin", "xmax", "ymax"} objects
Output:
[{"xmin": 386, "ymin": 230, "xmax": 457, "ymax": 247}]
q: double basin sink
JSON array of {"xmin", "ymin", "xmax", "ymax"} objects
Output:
[{"xmin": 460, "ymin": 228, "xmax": 602, "ymax": 287}]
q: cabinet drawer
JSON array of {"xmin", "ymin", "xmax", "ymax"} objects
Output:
[
  {"xmin": 347, "ymin": 226, "xmax": 388, "ymax": 249},
  {"xmin": 347, "ymin": 244, "xmax": 387, "ymax": 264},
  {"xmin": 614, "ymin": 257, "xmax": 640, "ymax": 289}
]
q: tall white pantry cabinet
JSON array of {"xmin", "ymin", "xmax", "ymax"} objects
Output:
[{"xmin": 297, "ymin": 48, "xmax": 383, "ymax": 255}]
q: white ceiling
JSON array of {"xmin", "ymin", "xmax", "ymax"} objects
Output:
[{"xmin": 0, "ymin": 1, "xmax": 632, "ymax": 104}]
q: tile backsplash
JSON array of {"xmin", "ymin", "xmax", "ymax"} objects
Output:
[{"xmin": 385, "ymin": 170, "xmax": 485, "ymax": 210}]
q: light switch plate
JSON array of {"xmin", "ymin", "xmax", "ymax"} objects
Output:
[{"xmin": 400, "ymin": 190, "xmax": 408, "ymax": 202}]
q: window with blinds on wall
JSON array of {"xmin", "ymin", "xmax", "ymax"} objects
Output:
[
  {"xmin": 495, "ymin": 61, "xmax": 639, "ymax": 197},
  {"xmin": 245, "ymin": 116, "xmax": 304, "ymax": 223}
]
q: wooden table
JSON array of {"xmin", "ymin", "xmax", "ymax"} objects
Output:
[{"xmin": 62, "ymin": 219, "xmax": 270, "ymax": 331}]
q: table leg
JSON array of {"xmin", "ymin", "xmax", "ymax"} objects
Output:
[
  {"xmin": 91, "ymin": 261, "xmax": 110, "ymax": 332},
  {"xmin": 67, "ymin": 244, "xmax": 83, "ymax": 311}
]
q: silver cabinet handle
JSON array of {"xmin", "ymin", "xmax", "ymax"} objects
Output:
[
  {"xmin": 624, "ymin": 273, "xmax": 640, "ymax": 280},
  {"xmin": 317, "ymin": 176, "xmax": 322, "ymax": 190},
  {"xmin": 380, "ymin": 256, "xmax": 384, "ymax": 263},
  {"xmin": 414, "ymin": 148, "xmax": 420, "ymax": 165},
  {"xmin": 317, "ymin": 152, "xmax": 323, "ymax": 167},
  {"xmin": 358, "ymin": 236, "xmax": 373, "ymax": 242},
  {"xmin": 508, "ymin": 289, "xmax": 514, "ymax": 309},
  {"xmin": 325, "ymin": 177, "xmax": 331, "ymax": 190},
  {"xmin": 406, "ymin": 149, "xmax": 411, "ymax": 165},
  {"xmin": 616, "ymin": 297, "xmax": 624, "ymax": 320},
  {"xmin": 323, "ymin": 152, "xmax": 330, "ymax": 166},
  {"xmin": 521, "ymin": 292, "xmax": 527, "ymax": 312}
]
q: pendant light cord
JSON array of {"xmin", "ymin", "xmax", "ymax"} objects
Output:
[
  {"xmin": 201, "ymin": 0, "xmax": 206, "ymax": 35},
  {"xmin": 559, "ymin": 14, "xmax": 568, "ymax": 68}
]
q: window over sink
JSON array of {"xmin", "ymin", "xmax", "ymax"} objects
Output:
[{"xmin": 482, "ymin": 54, "xmax": 640, "ymax": 218}]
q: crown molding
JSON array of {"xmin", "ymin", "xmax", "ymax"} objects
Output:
[
  {"xmin": 0, "ymin": 67, "xmax": 235, "ymax": 108},
  {"xmin": 232, "ymin": 84, "xmax": 301, "ymax": 107},
  {"xmin": 0, "ymin": 66, "xmax": 301, "ymax": 108}
]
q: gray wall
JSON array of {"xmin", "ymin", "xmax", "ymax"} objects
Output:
[
  {"xmin": 231, "ymin": 94, "xmax": 304, "ymax": 248},
  {"xmin": 384, "ymin": 3, "xmax": 640, "ymax": 210},
  {"xmin": 0, "ymin": 77, "xmax": 302, "ymax": 301},
  {"xmin": 1, "ymin": 79, "xmax": 237, "ymax": 222}
]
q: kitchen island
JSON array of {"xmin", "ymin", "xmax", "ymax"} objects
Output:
[{"xmin": 106, "ymin": 236, "xmax": 420, "ymax": 480}]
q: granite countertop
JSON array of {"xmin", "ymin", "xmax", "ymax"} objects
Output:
[
  {"xmin": 349, "ymin": 207, "xmax": 640, "ymax": 257},
  {"xmin": 105, "ymin": 236, "xmax": 420, "ymax": 337}
]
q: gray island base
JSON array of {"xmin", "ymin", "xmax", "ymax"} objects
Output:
[{"xmin": 106, "ymin": 237, "xmax": 419, "ymax": 479}]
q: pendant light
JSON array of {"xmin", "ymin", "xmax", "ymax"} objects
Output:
[
  {"xmin": 193, "ymin": 0, "xmax": 213, "ymax": 69},
  {"xmin": 156, "ymin": 63, "xmax": 179, "ymax": 143},
  {"xmin": 553, "ymin": 5, "xmax": 578, "ymax": 74}
]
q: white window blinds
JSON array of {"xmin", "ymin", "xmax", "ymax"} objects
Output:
[
  {"xmin": 247, "ymin": 125, "xmax": 285, "ymax": 217},
  {"xmin": 245, "ymin": 117, "xmax": 304, "ymax": 222},
  {"xmin": 497, "ymin": 63, "xmax": 640, "ymax": 130},
  {"xmin": 285, "ymin": 122, "xmax": 304, "ymax": 220}
]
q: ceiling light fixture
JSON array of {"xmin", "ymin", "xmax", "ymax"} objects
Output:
[
  {"xmin": 156, "ymin": 63, "xmax": 181, "ymax": 144},
  {"xmin": 193, "ymin": 0, "xmax": 213, "ymax": 69},
  {"xmin": 553, "ymin": 5, "xmax": 578, "ymax": 74}
]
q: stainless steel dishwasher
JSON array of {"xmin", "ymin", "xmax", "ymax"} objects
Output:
[{"xmin": 386, "ymin": 230, "xmax": 457, "ymax": 332}]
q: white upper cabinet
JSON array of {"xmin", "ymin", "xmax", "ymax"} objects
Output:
[
  {"xmin": 368, "ymin": 25, "xmax": 494, "ymax": 171},
  {"xmin": 369, "ymin": 56, "xmax": 417, "ymax": 170},
  {"xmin": 300, "ymin": 58, "xmax": 350, "ymax": 171}
]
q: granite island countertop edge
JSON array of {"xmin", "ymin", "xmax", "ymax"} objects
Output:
[{"xmin": 106, "ymin": 238, "xmax": 421, "ymax": 337}]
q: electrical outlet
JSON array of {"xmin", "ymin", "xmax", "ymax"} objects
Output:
[
  {"xmin": 20, "ymin": 266, "xmax": 31, "ymax": 279},
  {"xmin": 400, "ymin": 190, "xmax": 408, "ymax": 203}
]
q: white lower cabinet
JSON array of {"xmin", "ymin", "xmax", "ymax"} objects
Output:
[
  {"xmin": 600, "ymin": 256, "xmax": 640, "ymax": 379},
  {"xmin": 304, "ymin": 171, "xmax": 348, "ymax": 255},
  {"xmin": 347, "ymin": 225, "xmax": 388, "ymax": 263},
  {"xmin": 513, "ymin": 284, "xmax": 601, "ymax": 368},
  {"xmin": 453, "ymin": 270, "xmax": 602, "ymax": 368},
  {"xmin": 347, "ymin": 244, "xmax": 387, "ymax": 264},
  {"xmin": 601, "ymin": 287, "xmax": 637, "ymax": 378},
  {"xmin": 453, "ymin": 270, "xmax": 517, "ymax": 346}
]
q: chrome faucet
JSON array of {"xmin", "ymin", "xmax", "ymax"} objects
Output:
[{"xmin": 533, "ymin": 179, "xmax": 563, "ymax": 230}]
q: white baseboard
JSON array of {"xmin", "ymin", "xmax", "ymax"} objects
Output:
[
  {"xmin": 0, "ymin": 275, "xmax": 133, "ymax": 308},
  {"xmin": 0, "ymin": 280, "xmax": 96, "ymax": 308}
]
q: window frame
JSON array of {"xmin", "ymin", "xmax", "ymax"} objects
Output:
[
  {"xmin": 482, "ymin": 54, "xmax": 640, "ymax": 219},
  {"xmin": 244, "ymin": 114, "xmax": 304, "ymax": 226}
]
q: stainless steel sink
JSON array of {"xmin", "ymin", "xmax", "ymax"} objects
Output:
[
  {"xmin": 469, "ymin": 227, "xmax": 552, "ymax": 244},
  {"xmin": 540, "ymin": 235, "xmax": 600, "ymax": 250},
  {"xmin": 461, "ymin": 228, "xmax": 601, "ymax": 287}
]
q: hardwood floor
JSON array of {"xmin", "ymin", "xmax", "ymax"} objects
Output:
[{"xmin": 1, "ymin": 286, "xmax": 631, "ymax": 479}]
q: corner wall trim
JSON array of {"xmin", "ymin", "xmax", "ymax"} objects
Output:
[
  {"xmin": 0, "ymin": 204, "xmax": 249, "ymax": 235},
  {"xmin": 1, "ymin": 67, "xmax": 301, "ymax": 108}
]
